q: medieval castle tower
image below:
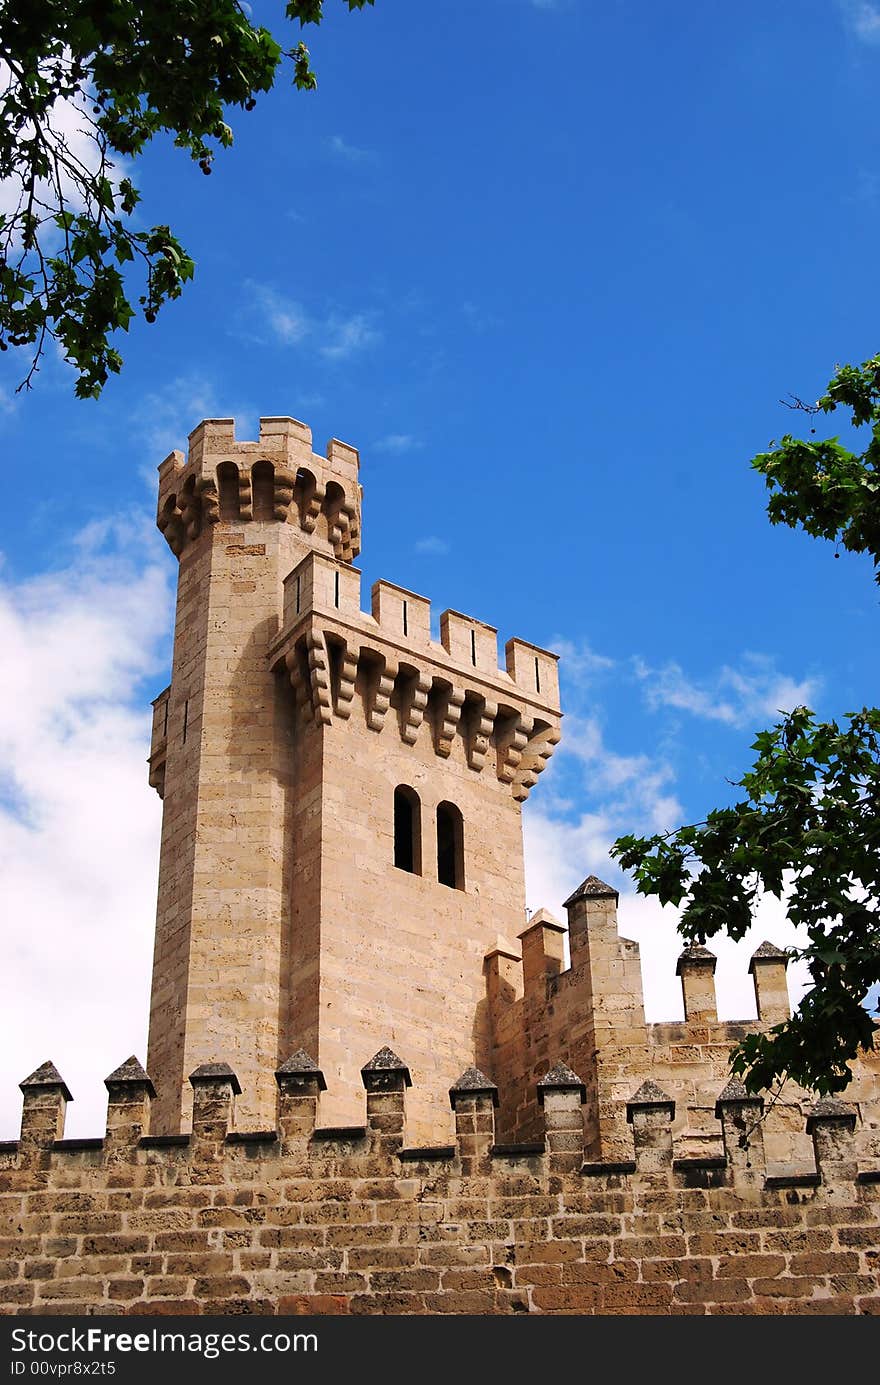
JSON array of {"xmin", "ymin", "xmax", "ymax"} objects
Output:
[
  {"xmin": 146, "ymin": 415, "xmax": 561, "ymax": 1143},
  {"xmin": 1, "ymin": 414, "xmax": 879, "ymax": 1317}
]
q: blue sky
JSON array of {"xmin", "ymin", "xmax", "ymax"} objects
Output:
[{"xmin": 1, "ymin": 1, "xmax": 878, "ymax": 1134}]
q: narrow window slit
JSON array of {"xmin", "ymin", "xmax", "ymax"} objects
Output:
[
  {"xmin": 470, "ymin": 629, "xmax": 477, "ymax": 666},
  {"xmin": 296, "ymin": 574, "xmax": 301, "ymax": 614},
  {"xmin": 182, "ymin": 699, "xmax": 189, "ymax": 746},
  {"xmin": 437, "ymin": 801, "xmax": 465, "ymax": 890},
  {"xmin": 403, "ymin": 600, "xmax": 408, "ymax": 637},
  {"xmin": 394, "ymin": 786, "xmax": 422, "ymax": 875},
  {"xmin": 334, "ymin": 571, "xmax": 340, "ymax": 608},
  {"xmin": 535, "ymin": 656, "xmax": 541, "ymax": 693}
]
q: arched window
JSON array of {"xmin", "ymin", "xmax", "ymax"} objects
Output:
[
  {"xmin": 436, "ymin": 801, "xmax": 464, "ymax": 890},
  {"xmin": 217, "ymin": 461, "xmax": 240, "ymax": 521},
  {"xmin": 252, "ymin": 460, "xmax": 275, "ymax": 520},
  {"xmin": 394, "ymin": 786, "xmax": 421, "ymax": 875}
]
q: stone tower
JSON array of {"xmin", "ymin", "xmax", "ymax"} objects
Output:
[{"xmin": 147, "ymin": 417, "xmax": 561, "ymax": 1140}]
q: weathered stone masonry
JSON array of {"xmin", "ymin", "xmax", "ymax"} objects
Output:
[
  {"xmin": 2, "ymin": 413, "xmax": 878, "ymax": 1316},
  {"xmin": 0, "ymin": 1054, "xmax": 878, "ymax": 1315}
]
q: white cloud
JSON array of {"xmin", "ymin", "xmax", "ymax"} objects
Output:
[
  {"xmin": 320, "ymin": 314, "xmax": 380, "ymax": 361},
  {"xmin": 635, "ymin": 652, "xmax": 820, "ymax": 728},
  {"xmin": 243, "ymin": 283, "xmax": 380, "ymax": 361},
  {"xmin": 524, "ymin": 804, "xmax": 811, "ymax": 1027},
  {"xmin": 0, "ymin": 519, "xmax": 172, "ymax": 1140},
  {"xmin": 414, "ymin": 536, "xmax": 450, "ymax": 556},
  {"xmin": 326, "ymin": 134, "xmax": 375, "ymax": 162},
  {"xmin": 552, "ymin": 637, "xmax": 615, "ymax": 685},
  {"xmin": 839, "ymin": 1, "xmax": 880, "ymax": 43},
  {"xmin": 246, "ymin": 282, "xmax": 311, "ymax": 346},
  {"xmin": 0, "ymin": 59, "xmax": 128, "ymax": 226},
  {"xmin": 372, "ymin": 433, "xmax": 422, "ymax": 455},
  {"xmin": 546, "ymin": 710, "xmax": 682, "ymax": 829}
]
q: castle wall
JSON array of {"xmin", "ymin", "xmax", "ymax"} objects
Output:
[
  {"xmin": 1, "ymin": 1064, "xmax": 878, "ymax": 1317},
  {"xmin": 305, "ymin": 704, "xmax": 527, "ymax": 1143},
  {"xmin": 486, "ymin": 887, "xmax": 880, "ymax": 1171},
  {"xmin": 82, "ymin": 409, "xmax": 878, "ymax": 1321}
]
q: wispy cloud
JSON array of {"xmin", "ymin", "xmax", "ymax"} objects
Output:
[
  {"xmin": 634, "ymin": 653, "xmax": 820, "ymax": 728},
  {"xmin": 854, "ymin": 169, "xmax": 880, "ymax": 202},
  {"xmin": 414, "ymin": 536, "xmax": 450, "ymax": 556},
  {"xmin": 320, "ymin": 313, "xmax": 380, "ymax": 360},
  {"xmin": 243, "ymin": 283, "xmax": 381, "ymax": 362},
  {"xmin": 372, "ymin": 433, "xmax": 422, "ymax": 455},
  {"xmin": 247, "ymin": 283, "xmax": 310, "ymax": 345},
  {"xmin": 326, "ymin": 134, "xmax": 376, "ymax": 163},
  {"xmin": 462, "ymin": 300, "xmax": 501, "ymax": 333},
  {"xmin": 552, "ymin": 637, "xmax": 615, "ymax": 685},
  {"xmin": 129, "ymin": 374, "xmax": 256, "ymax": 487},
  {"xmin": 838, "ymin": 1, "xmax": 880, "ymax": 43}
]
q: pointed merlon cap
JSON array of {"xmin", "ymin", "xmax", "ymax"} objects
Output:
[
  {"xmin": 104, "ymin": 1056, "xmax": 156, "ymax": 1098},
  {"xmin": 675, "ymin": 943, "xmax": 717, "ymax": 976},
  {"xmin": 519, "ymin": 908, "xmax": 566, "ymax": 938},
  {"xmin": 563, "ymin": 875, "xmax": 619, "ymax": 909},
  {"xmin": 188, "ymin": 1061, "xmax": 242, "ymax": 1095},
  {"xmin": 275, "ymin": 1048, "xmax": 327, "ymax": 1091},
  {"xmin": 626, "ymin": 1079, "xmax": 675, "ymax": 1124},
  {"xmin": 805, "ymin": 1098, "xmax": 857, "ymax": 1134},
  {"xmin": 20, "ymin": 1061, "xmax": 72, "ymax": 1103},
  {"xmin": 715, "ymin": 1076, "xmax": 764, "ymax": 1118},
  {"xmin": 748, "ymin": 940, "xmax": 790, "ymax": 974},
  {"xmin": 537, "ymin": 1061, "xmax": 586, "ymax": 1106},
  {"xmin": 361, "ymin": 1046, "xmax": 412, "ymax": 1088},
  {"xmin": 449, "ymin": 1066, "xmax": 499, "ymax": 1108}
]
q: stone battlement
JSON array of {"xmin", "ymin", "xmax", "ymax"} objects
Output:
[
  {"xmin": 264, "ymin": 551, "xmax": 560, "ymax": 802},
  {"xmin": 156, "ymin": 416, "xmax": 362, "ymax": 560},
  {"xmin": 484, "ymin": 880, "xmax": 880, "ymax": 1167},
  {"xmin": 1, "ymin": 1053, "xmax": 878, "ymax": 1316}
]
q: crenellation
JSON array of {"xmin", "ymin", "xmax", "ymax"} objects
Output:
[
  {"xmin": 485, "ymin": 880, "xmax": 880, "ymax": 1174},
  {"xmin": 0, "ymin": 1052, "xmax": 877, "ymax": 1315},
  {"xmin": 10, "ymin": 408, "xmax": 873, "ymax": 1316},
  {"xmin": 258, "ymin": 416, "xmax": 313, "ymax": 451},
  {"xmin": 155, "ymin": 418, "xmax": 362, "ymax": 563},
  {"xmin": 505, "ymin": 638, "xmax": 561, "ymax": 708},
  {"xmin": 677, "ymin": 945, "xmax": 718, "ymax": 1024},
  {"xmin": 749, "ymin": 942, "xmax": 791, "ymax": 1024},
  {"xmin": 440, "ymin": 610, "xmax": 499, "ymax": 674},
  {"xmin": 272, "ymin": 568, "xmax": 560, "ymax": 763}
]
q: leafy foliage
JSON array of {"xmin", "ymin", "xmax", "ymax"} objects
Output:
[
  {"xmin": 753, "ymin": 354, "xmax": 880, "ymax": 584},
  {"xmin": 611, "ymin": 353, "xmax": 880, "ymax": 1095},
  {"xmin": 0, "ymin": 0, "xmax": 374, "ymax": 397}
]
